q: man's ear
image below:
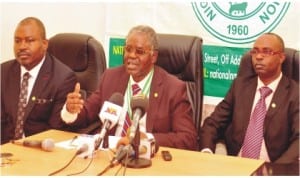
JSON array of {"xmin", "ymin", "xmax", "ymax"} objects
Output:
[
  {"xmin": 279, "ymin": 52, "xmax": 286, "ymax": 64},
  {"xmin": 151, "ymin": 50, "xmax": 158, "ymax": 64}
]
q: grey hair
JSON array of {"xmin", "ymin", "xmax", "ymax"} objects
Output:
[{"xmin": 126, "ymin": 25, "xmax": 159, "ymax": 50}]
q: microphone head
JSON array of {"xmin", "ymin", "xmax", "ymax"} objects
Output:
[
  {"xmin": 41, "ymin": 138, "xmax": 55, "ymax": 152},
  {"xmin": 109, "ymin": 92, "xmax": 124, "ymax": 106},
  {"xmin": 99, "ymin": 93, "xmax": 124, "ymax": 128},
  {"xmin": 130, "ymin": 94, "xmax": 149, "ymax": 116},
  {"xmin": 76, "ymin": 143, "xmax": 89, "ymax": 155}
]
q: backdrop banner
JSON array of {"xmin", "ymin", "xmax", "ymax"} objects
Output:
[{"xmin": 106, "ymin": 1, "xmax": 299, "ymax": 115}]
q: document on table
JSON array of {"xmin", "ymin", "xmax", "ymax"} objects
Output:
[{"xmin": 55, "ymin": 134, "xmax": 120, "ymax": 158}]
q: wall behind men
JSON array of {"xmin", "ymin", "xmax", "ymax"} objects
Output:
[{"xmin": 1, "ymin": 0, "xmax": 299, "ymax": 115}]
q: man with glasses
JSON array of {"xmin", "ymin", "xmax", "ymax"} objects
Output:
[
  {"xmin": 199, "ymin": 33, "xmax": 299, "ymax": 163},
  {"xmin": 61, "ymin": 25, "xmax": 198, "ymax": 151}
]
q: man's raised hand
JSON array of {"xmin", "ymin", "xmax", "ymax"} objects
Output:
[{"xmin": 66, "ymin": 82, "xmax": 84, "ymax": 114}]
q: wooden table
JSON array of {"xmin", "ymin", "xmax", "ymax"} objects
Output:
[{"xmin": 0, "ymin": 129, "xmax": 264, "ymax": 176}]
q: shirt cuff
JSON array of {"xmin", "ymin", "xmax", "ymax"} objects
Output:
[{"xmin": 61, "ymin": 104, "xmax": 78, "ymax": 124}]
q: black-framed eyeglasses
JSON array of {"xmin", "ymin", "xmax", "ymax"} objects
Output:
[
  {"xmin": 124, "ymin": 45, "xmax": 153, "ymax": 56},
  {"xmin": 249, "ymin": 49, "xmax": 282, "ymax": 57}
]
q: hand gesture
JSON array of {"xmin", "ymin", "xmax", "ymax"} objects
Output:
[{"xmin": 66, "ymin": 82, "xmax": 84, "ymax": 114}]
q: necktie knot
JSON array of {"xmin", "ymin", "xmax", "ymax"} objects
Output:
[
  {"xmin": 132, "ymin": 83, "xmax": 141, "ymax": 95},
  {"xmin": 23, "ymin": 72, "xmax": 30, "ymax": 79},
  {"xmin": 259, "ymin": 86, "xmax": 272, "ymax": 98}
]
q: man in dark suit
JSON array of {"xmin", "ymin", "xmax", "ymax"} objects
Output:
[
  {"xmin": 200, "ymin": 33, "xmax": 299, "ymax": 163},
  {"xmin": 1, "ymin": 17, "xmax": 77, "ymax": 144},
  {"xmin": 61, "ymin": 25, "xmax": 198, "ymax": 150}
]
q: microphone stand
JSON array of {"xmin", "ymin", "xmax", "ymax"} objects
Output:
[
  {"xmin": 121, "ymin": 124, "xmax": 151, "ymax": 168},
  {"xmin": 102, "ymin": 132, "xmax": 109, "ymax": 149}
]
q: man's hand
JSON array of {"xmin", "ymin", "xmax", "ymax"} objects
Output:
[{"xmin": 66, "ymin": 82, "xmax": 84, "ymax": 114}]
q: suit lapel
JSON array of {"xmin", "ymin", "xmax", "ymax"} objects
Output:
[
  {"xmin": 239, "ymin": 77, "xmax": 258, "ymax": 132},
  {"xmin": 9, "ymin": 62, "xmax": 22, "ymax": 122},
  {"xmin": 146, "ymin": 67, "xmax": 163, "ymax": 131},
  {"xmin": 23, "ymin": 55, "xmax": 53, "ymax": 121},
  {"xmin": 264, "ymin": 76, "xmax": 290, "ymax": 130}
]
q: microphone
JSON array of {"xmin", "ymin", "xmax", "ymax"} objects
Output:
[
  {"xmin": 76, "ymin": 143, "xmax": 89, "ymax": 155},
  {"xmin": 97, "ymin": 144, "xmax": 139, "ymax": 176},
  {"xmin": 94, "ymin": 93, "xmax": 124, "ymax": 151},
  {"xmin": 11, "ymin": 138, "xmax": 55, "ymax": 152},
  {"xmin": 116, "ymin": 133, "xmax": 158, "ymax": 159},
  {"xmin": 110, "ymin": 144, "xmax": 147, "ymax": 167},
  {"xmin": 129, "ymin": 94, "xmax": 149, "ymax": 142}
]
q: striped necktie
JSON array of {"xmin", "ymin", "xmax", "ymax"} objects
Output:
[
  {"xmin": 241, "ymin": 86, "xmax": 272, "ymax": 159},
  {"xmin": 14, "ymin": 72, "xmax": 30, "ymax": 139},
  {"xmin": 121, "ymin": 84, "xmax": 141, "ymax": 137}
]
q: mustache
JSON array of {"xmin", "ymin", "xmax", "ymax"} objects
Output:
[
  {"xmin": 16, "ymin": 51, "xmax": 30, "ymax": 56},
  {"xmin": 126, "ymin": 58, "xmax": 139, "ymax": 65}
]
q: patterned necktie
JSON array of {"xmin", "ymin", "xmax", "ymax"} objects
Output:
[
  {"xmin": 241, "ymin": 86, "xmax": 272, "ymax": 159},
  {"xmin": 14, "ymin": 72, "xmax": 30, "ymax": 139},
  {"xmin": 121, "ymin": 84, "xmax": 141, "ymax": 136}
]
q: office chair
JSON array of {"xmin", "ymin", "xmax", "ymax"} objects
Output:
[
  {"xmin": 238, "ymin": 48, "xmax": 299, "ymax": 82},
  {"xmin": 156, "ymin": 34, "xmax": 203, "ymax": 150},
  {"xmin": 47, "ymin": 33, "xmax": 107, "ymax": 133}
]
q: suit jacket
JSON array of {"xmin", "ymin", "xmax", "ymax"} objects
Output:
[
  {"xmin": 1, "ymin": 53, "xmax": 77, "ymax": 144},
  {"xmin": 68, "ymin": 65, "xmax": 198, "ymax": 150},
  {"xmin": 200, "ymin": 74, "xmax": 299, "ymax": 163}
]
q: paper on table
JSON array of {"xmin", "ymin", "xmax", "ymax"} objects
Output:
[{"xmin": 55, "ymin": 134, "xmax": 121, "ymax": 158}]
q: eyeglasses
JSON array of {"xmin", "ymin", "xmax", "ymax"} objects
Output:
[
  {"xmin": 249, "ymin": 49, "xmax": 282, "ymax": 57},
  {"xmin": 124, "ymin": 45, "xmax": 153, "ymax": 56}
]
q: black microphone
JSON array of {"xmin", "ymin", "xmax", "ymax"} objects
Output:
[
  {"xmin": 96, "ymin": 144, "xmax": 134, "ymax": 176},
  {"xmin": 11, "ymin": 138, "xmax": 55, "ymax": 152},
  {"xmin": 110, "ymin": 144, "xmax": 134, "ymax": 166},
  {"xmin": 97, "ymin": 144, "xmax": 148, "ymax": 176},
  {"xmin": 94, "ymin": 93, "xmax": 124, "ymax": 151},
  {"xmin": 128, "ymin": 94, "xmax": 149, "ymax": 142},
  {"xmin": 113, "ymin": 137, "xmax": 148, "ymax": 165}
]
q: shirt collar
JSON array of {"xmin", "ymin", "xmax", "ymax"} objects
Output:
[
  {"xmin": 129, "ymin": 68, "xmax": 153, "ymax": 89},
  {"xmin": 20, "ymin": 55, "xmax": 46, "ymax": 79},
  {"xmin": 257, "ymin": 72, "xmax": 282, "ymax": 92}
]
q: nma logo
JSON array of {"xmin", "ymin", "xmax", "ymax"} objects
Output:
[{"xmin": 192, "ymin": 2, "xmax": 290, "ymax": 44}]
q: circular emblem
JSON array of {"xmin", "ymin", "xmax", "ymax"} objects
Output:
[{"xmin": 192, "ymin": 2, "xmax": 290, "ymax": 44}]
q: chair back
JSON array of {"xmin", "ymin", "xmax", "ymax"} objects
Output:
[
  {"xmin": 48, "ymin": 33, "xmax": 107, "ymax": 98},
  {"xmin": 48, "ymin": 33, "xmax": 107, "ymax": 133},
  {"xmin": 237, "ymin": 48, "xmax": 299, "ymax": 82},
  {"xmin": 156, "ymin": 34, "xmax": 203, "ymax": 149}
]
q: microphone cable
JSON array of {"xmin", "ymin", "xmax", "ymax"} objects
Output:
[
  {"xmin": 66, "ymin": 152, "xmax": 94, "ymax": 176},
  {"xmin": 117, "ymin": 150, "xmax": 130, "ymax": 176},
  {"xmin": 48, "ymin": 152, "xmax": 77, "ymax": 176},
  {"xmin": 97, "ymin": 147, "xmax": 130, "ymax": 176},
  {"xmin": 97, "ymin": 163, "xmax": 113, "ymax": 176},
  {"xmin": 48, "ymin": 144, "xmax": 88, "ymax": 176}
]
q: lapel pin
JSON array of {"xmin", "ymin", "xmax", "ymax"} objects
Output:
[
  {"xmin": 31, "ymin": 96, "xmax": 36, "ymax": 101},
  {"xmin": 154, "ymin": 92, "xmax": 158, "ymax": 98},
  {"xmin": 271, "ymin": 103, "xmax": 276, "ymax": 108}
]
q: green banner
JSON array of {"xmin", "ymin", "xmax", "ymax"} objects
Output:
[
  {"xmin": 108, "ymin": 37, "xmax": 250, "ymax": 98},
  {"xmin": 203, "ymin": 45, "xmax": 250, "ymax": 97},
  {"xmin": 108, "ymin": 37, "xmax": 125, "ymax": 67}
]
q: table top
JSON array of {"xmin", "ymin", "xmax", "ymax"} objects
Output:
[{"xmin": 0, "ymin": 129, "xmax": 264, "ymax": 176}]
